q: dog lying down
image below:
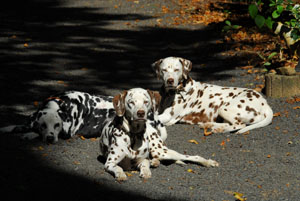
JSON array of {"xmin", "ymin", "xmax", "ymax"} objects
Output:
[
  {"xmin": 0, "ymin": 91, "xmax": 115, "ymax": 143},
  {"xmin": 99, "ymin": 88, "xmax": 218, "ymax": 181}
]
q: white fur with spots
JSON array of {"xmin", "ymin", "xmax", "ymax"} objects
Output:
[{"xmin": 152, "ymin": 57, "xmax": 273, "ymax": 135}]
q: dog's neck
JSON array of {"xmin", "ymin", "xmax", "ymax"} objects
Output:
[
  {"xmin": 159, "ymin": 76, "xmax": 193, "ymax": 113},
  {"xmin": 118, "ymin": 117, "xmax": 146, "ymax": 136},
  {"xmin": 118, "ymin": 117, "xmax": 146, "ymax": 150}
]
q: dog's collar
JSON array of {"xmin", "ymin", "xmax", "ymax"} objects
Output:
[{"xmin": 46, "ymin": 96, "xmax": 63, "ymax": 102}]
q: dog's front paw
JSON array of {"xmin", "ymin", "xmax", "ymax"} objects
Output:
[
  {"xmin": 150, "ymin": 158, "xmax": 160, "ymax": 168},
  {"xmin": 204, "ymin": 159, "xmax": 219, "ymax": 167},
  {"xmin": 115, "ymin": 171, "xmax": 127, "ymax": 181},
  {"xmin": 139, "ymin": 168, "xmax": 151, "ymax": 179}
]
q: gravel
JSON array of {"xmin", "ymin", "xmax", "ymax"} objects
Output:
[{"xmin": 0, "ymin": 0, "xmax": 299, "ymax": 200}]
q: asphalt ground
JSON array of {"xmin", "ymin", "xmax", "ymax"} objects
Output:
[{"xmin": 0, "ymin": 0, "xmax": 299, "ymax": 200}]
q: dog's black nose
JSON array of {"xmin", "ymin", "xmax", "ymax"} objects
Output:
[
  {"xmin": 46, "ymin": 136, "xmax": 55, "ymax": 143},
  {"xmin": 167, "ymin": 78, "xmax": 174, "ymax": 85},
  {"xmin": 137, "ymin": 110, "xmax": 145, "ymax": 118}
]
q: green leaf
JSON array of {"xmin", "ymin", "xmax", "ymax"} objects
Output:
[
  {"xmin": 255, "ymin": 15, "xmax": 265, "ymax": 28},
  {"xmin": 267, "ymin": 52, "xmax": 277, "ymax": 59},
  {"xmin": 264, "ymin": 62, "xmax": 271, "ymax": 66},
  {"xmin": 222, "ymin": 26, "xmax": 230, "ymax": 32},
  {"xmin": 232, "ymin": 25, "xmax": 241, "ymax": 29},
  {"xmin": 265, "ymin": 17, "xmax": 274, "ymax": 29},
  {"xmin": 249, "ymin": 4, "xmax": 258, "ymax": 19},
  {"xmin": 272, "ymin": 10, "xmax": 280, "ymax": 18},
  {"xmin": 225, "ymin": 20, "xmax": 231, "ymax": 26},
  {"xmin": 277, "ymin": 5, "xmax": 284, "ymax": 13},
  {"xmin": 257, "ymin": 53, "xmax": 265, "ymax": 60}
]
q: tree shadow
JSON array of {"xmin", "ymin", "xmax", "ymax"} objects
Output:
[{"xmin": 0, "ymin": 1, "xmax": 248, "ymax": 199}]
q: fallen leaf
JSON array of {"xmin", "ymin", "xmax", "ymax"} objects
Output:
[
  {"xmin": 24, "ymin": 43, "xmax": 28, "ymax": 47},
  {"xmin": 273, "ymin": 112, "xmax": 281, "ymax": 117},
  {"xmin": 234, "ymin": 192, "xmax": 247, "ymax": 201},
  {"xmin": 293, "ymin": 106, "xmax": 300, "ymax": 110},
  {"xmin": 275, "ymin": 126, "xmax": 280, "ymax": 130},
  {"xmin": 90, "ymin": 138, "xmax": 97, "ymax": 142},
  {"xmin": 80, "ymin": 135, "xmax": 86, "ymax": 140},
  {"xmin": 125, "ymin": 172, "xmax": 133, "ymax": 177},
  {"xmin": 187, "ymin": 169, "xmax": 195, "ymax": 173},
  {"xmin": 267, "ymin": 154, "xmax": 271, "ymax": 158},
  {"xmin": 73, "ymin": 161, "xmax": 80, "ymax": 165},
  {"xmin": 220, "ymin": 140, "xmax": 226, "ymax": 146},
  {"xmin": 33, "ymin": 101, "xmax": 39, "ymax": 107},
  {"xmin": 188, "ymin": 139, "xmax": 199, "ymax": 144},
  {"xmin": 38, "ymin": 146, "xmax": 44, "ymax": 151},
  {"xmin": 57, "ymin": 80, "xmax": 65, "ymax": 84}
]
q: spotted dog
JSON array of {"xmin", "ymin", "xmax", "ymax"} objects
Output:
[
  {"xmin": 1, "ymin": 91, "xmax": 114, "ymax": 143},
  {"xmin": 152, "ymin": 56, "xmax": 273, "ymax": 135},
  {"xmin": 99, "ymin": 88, "xmax": 218, "ymax": 181}
]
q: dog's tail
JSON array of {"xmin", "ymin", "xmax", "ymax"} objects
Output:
[
  {"xmin": 0, "ymin": 125, "xmax": 31, "ymax": 134},
  {"xmin": 236, "ymin": 104, "xmax": 273, "ymax": 134}
]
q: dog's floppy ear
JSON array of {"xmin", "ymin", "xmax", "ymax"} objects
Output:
[
  {"xmin": 147, "ymin": 90, "xmax": 161, "ymax": 112},
  {"xmin": 113, "ymin": 91, "xmax": 128, "ymax": 117},
  {"xmin": 29, "ymin": 111, "xmax": 39, "ymax": 130},
  {"xmin": 151, "ymin": 59, "xmax": 163, "ymax": 80},
  {"xmin": 179, "ymin": 58, "xmax": 192, "ymax": 79}
]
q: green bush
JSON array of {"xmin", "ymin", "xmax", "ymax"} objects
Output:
[{"xmin": 249, "ymin": 0, "xmax": 300, "ymax": 41}]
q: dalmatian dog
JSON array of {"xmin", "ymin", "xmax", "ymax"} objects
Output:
[
  {"xmin": 152, "ymin": 56, "xmax": 273, "ymax": 135},
  {"xmin": 99, "ymin": 88, "xmax": 218, "ymax": 181},
  {"xmin": 1, "ymin": 91, "xmax": 114, "ymax": 143}
]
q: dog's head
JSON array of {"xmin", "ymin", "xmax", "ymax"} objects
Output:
[
  {"xmin": 30, "ymin": 101, "xmax": 64, "ymax": 143},
  {"xmin": 152, "ymin": 57, "xmax": 192, "ymax": 91},
  {"xmin": 113, "ymin": 88, "xmax": 161, "ymax": 133}
]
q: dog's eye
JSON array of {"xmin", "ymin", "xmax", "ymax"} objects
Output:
[
  {"xmin": 174, "ymin": 69, "xmax": 179, "ymax": 72},
  {"xmin": 41, "ymin": 123, "xmax": 47, "ymax": 130},
  {"xmin": 54, "ymin": 123, "xmax": 60, "ymax": 129},
  {"xmin": 127, "ymin": 101, "xmax": 135, "ymax": 107},
  {"xmin": 144, "ymin": 101, "xmax": 149, "ymax": 105},
  {"xmin": 162, "ymin": 69, "xmax": 167, "ymax": 72}
]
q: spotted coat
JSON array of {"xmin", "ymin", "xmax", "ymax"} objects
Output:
[
  {"xmin": 99, "ymin": 88, "xmax": 219, "ymax": 181},
  {"xmin": 29, "ymin": 91, "xmax": 114, "ymax": 143},
  {"xmin": 152, "ymin": 57, "xmax": 273, "ymax": 135}
]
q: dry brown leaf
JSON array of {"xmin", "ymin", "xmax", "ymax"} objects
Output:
[
  {"xmin": 234, "ymin": 192, "xmax": 247, "ymax": 201},
  {"xmin": 273, "ymin": 112, "xmax": 281, "ymax": 117},
  {"xmin": 33, "ymin": 101, "xmax": 39, "ymax": 107},
  {"xmin": 241, "ymin": 65, "xmax": 254, "ymax": 70},
  {"xmin": 187, "ymin": 168, "xmax": 194, "ymax": 173},
  {"xmin": 188, "ymin": 139, "xmax": 199, "ymax": 144},
  {"xmin": 73, "ymin": 161, "xmax": 80, "ymax": 165}
]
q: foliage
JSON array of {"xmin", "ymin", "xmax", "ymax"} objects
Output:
[
  {"xmin": 249, "ymin": 0, "xmax": 300, "ymax": 41},
  {"xmin": 258, "ymin": 51, "xmax": 278, "ymax": 66},
  {"xmin": 222, "ymin": 20, "xmax": 242, "ymax": 32}
]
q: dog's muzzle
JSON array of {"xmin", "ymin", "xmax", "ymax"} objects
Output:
[{"xmin": 46, "ymin": 135, "xmax": 55, "ymax": 143}]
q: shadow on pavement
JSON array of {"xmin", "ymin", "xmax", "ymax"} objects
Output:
[{"xmin": 0, "ymin": 1, "xmax": 247, "ymax": 200}]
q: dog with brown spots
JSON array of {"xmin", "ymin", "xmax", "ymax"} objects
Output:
[
  {"xmin": 99, "ymin": 88, "xmax": 218, "ymax": 181},
  {"xmin": 152, "ymin": 56, "xmax": 273, "ymax": 135}
]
